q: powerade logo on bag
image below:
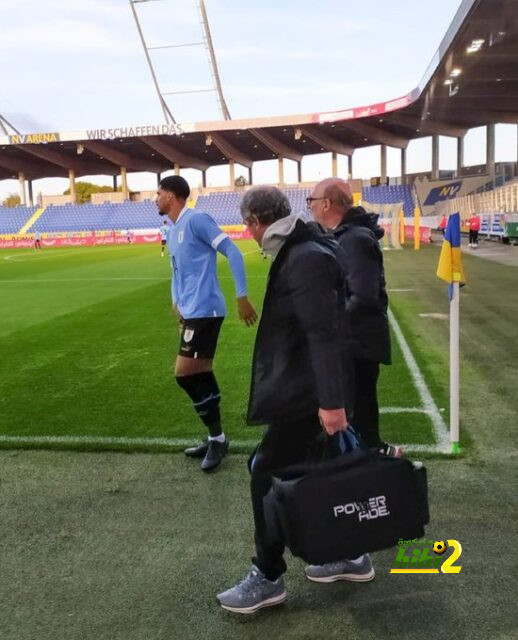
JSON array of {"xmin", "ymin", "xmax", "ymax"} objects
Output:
[{"xmin": 333, "ymin": 495, "xmax": 390, "ymax": 521}]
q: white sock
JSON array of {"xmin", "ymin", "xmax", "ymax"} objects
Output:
[{"xmin": 208, "ymin": 433, "xmax": 226, "ymax": 443}]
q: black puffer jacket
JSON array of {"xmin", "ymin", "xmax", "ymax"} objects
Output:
[
  {"xmin": 333, "ymin": 206, "xmax": 391, "ymax": 365},
  {"xmin": 247, "ymin": 220, "xmax": 352, "ymax": 425}
]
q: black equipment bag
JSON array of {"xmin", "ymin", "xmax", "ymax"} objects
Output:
[{"xmin": 269, "ymin": 449, "xmax": 429, "ymax": 565}]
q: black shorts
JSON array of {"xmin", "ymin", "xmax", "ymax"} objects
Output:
[
  {"xmin": 161, "ymin": 240, "xmax": 166, "ymax": 246},
  {"xmin": 178, "ymin": 317, "xmax": 224, "ymax": 359}
]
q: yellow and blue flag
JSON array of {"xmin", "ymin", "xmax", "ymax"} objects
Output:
[{"xmin": 436, "ymin": 212, "xmax": 465, "ymax": 298}]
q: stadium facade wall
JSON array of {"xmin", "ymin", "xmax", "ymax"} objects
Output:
[
  {"xmin": 414, "ymin": 176, "xmax": 493, "ymax": 216},
  {"xmin": 41, "ymin": 194, "xmax": 74, "ymax": 206}
]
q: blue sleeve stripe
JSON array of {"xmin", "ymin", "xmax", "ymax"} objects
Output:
[{"xmin": 211, "ymin": 232, "xmax": 227, "ymax": 249}]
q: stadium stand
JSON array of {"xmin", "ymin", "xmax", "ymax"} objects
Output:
[
  {"xmin": 196, "ymin": 187, "xmax": 311, "ymax": 225},
  {"xmin": 361, "ymin": 185, "xmax": 415, "ymax": 217},
  {"xmin": 19, "ymin": 187, "xmax": 313, "ymax": 234},
  {"xmin": 0, "ymin": 206, "xmax": 38, "ymax": 234},
  {"xmin": 284, "ymin": 188, "xmax": 312, "ymax": 217},
  {"xmin": 30, "ymin": 201, "xmax": 160, "ymax": 233},
  {"xmin": 194, "ymin": 192, "xmax": 242, "ymax": 225}
]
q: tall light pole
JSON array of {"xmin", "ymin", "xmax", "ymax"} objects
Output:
[
  {"xmin": 129, "ymin": 0, "xmax": 176, "ymax": 124},
  {"xmin": 129, "ymin": 0, "xmax": 231, "ymax": 122},
  {"xmin": 0, "ymin": 113, "xmax": 21, "ymax": 136}
]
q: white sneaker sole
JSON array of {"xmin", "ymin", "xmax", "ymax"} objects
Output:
[
  {"xmin": 219, "ymin": 591, "xmax": 287, "ymax": 614},
  {"xmin": 306, "ymin": 567, "xmax": 375, "ymax": 583}
]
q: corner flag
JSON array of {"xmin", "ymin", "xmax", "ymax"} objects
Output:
[
  {"xmin": 436, "ymin": 212, "xmax": 465, "ymax": 296},
  {"xmin": 436, "ymin": 211, "xmax": 465, "ymax": 455}
]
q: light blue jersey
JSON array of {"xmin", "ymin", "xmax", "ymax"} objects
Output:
[
  {"xmin": 167, "ymin": 207, "xmax": 247, "ymax": 319},
  {"xmin": 159, "ymin": 225, "xmax": 168, "ymax": 240}
]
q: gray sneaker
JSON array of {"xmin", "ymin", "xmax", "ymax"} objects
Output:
[
  {"xmin": 201, "ymin": 438, "xmax": 228, "ymax": 472},
  {"xmin": 217, "ymin": 565, "xmax": 286, "ymax": 614},
  {"xmin": 184, "ymin": 439, "xmax": 208, "ymax": 458},
  {"xmin": 305, "ymin": 554, "xmax": 375, "ymax": 583}
]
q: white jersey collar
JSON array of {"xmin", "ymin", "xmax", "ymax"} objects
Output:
[{"xmin": 176, "ymin": 205, "xmax": 190, "ymax": 223}]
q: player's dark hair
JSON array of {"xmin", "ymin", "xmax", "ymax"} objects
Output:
[{"xmin": 159, "ymin": 176, "xmax": 190, "ymax": 200}]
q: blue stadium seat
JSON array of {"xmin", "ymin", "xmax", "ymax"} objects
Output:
[
  {"xmin": 196, "ymin": 187, "xmax": 311, "ymax": 225},
  {"xmin": 24, "ymin": 188, "xmax": 314, "ymax": 234},
  {"xmin": 362, "ymin": 185, "xmax": 415, "ymax": 217},
  {"xmin": 0, "ymin": 205, "xmax": 38, "ymax": 234},
  {"xmin": 30, "ymin": 200, "xmax": 161, "ymax": 233}
]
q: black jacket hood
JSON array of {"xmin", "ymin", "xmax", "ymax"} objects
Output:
[{"xmin": 337, "ymin": 206, "xmax": 385, "ymax": 240}]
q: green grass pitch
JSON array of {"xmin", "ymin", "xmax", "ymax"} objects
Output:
[
  {"xmin": 2, "ymin": 240, "xmax": 517, "ymax": 639},
  {"xmin": 0, "ymin": 240, "xmax": 514, "ymax": 456}
]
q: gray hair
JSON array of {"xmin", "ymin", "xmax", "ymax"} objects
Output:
[{"xmin": 240, "ymin": 186, "xmax": 291, "ymax": 225}]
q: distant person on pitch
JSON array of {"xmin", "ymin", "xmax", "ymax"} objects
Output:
[
  {"xmin": 467, "ymin": 213, "xmax": 480, "ymax": 248},
  {"xmin": 34, "ymin": 229, "xmax": 42, "ymax": 250},
  {"xmin": 156, "ymin": 176, "xmax": 257, "ymax": 472},
  {"xmin": 438, "ymin": 214, "xmax": 447, "ymax": 236},
  {"xmin": 159, "ymin": 220, "xmax": 168, "ymax": 257}
]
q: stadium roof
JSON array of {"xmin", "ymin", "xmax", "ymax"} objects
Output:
[{"xmin": 0, "ymin": 0, "xmax": 516, "ymax": 182}]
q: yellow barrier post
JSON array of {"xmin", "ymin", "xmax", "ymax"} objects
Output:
[{"xmin": 414, "ymin": 206, "xmax": 421, "ymax": 250}]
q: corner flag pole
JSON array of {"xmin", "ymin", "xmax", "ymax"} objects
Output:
[
  {"xmin": 450, "ymin": 281, "xmax": 460, "ymax": 454},
  {"xmin": 436, "ymin": 211, "xmax": 464, "ymax": 455}
]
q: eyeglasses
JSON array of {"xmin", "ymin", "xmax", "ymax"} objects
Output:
[{"xmin": 306, "ymin": 196, "xmax": 327, "ymax": 206}]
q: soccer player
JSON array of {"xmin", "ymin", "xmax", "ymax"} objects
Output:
[
  {"xmin": 156, "ymin": 176, "xmax": 257, "ymax": 472},
  {"xmin": 34, "ymin": 229, "xmax": 41, "ymax": 250},
  {"xmin": 159, "ymin": 220, "xmax": 168, "ymax": 257}
]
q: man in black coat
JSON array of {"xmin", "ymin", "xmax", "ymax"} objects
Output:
[
  {"xmin": 308, "ymin": 178, "xmax": 401, "ymax": 456},
  {"xmin": 216, "ymin": 186, "xmax": 373, "ymax": 615}
]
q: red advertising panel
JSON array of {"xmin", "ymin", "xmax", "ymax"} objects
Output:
[{"xmin": 0, "ymin": 226, "xmax": 253, "ymax": 249}]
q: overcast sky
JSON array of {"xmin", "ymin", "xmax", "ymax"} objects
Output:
[{"xmin": 0, "ymin": 0, "xmax": 516, "ymax": 200}]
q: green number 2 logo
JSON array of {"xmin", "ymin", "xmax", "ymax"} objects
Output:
[{"xmin": 441, "ymin": 540, "xmax": 462, "ymax": 574}]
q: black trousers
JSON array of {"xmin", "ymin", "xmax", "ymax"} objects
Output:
[
  {"xmin": 353, "ymin": 359, "xmax": 381, "ymax": 448},
  {"xmin": 469, "ymin": 229, "xmax": 479, "ymax": 244},
  {"xmin": 250, "ymin": 416, "xmax": 323, "ymax": 581}
]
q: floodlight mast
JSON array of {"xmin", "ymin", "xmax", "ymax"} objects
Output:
[
  {"xmin": 0, "ymin": 113, "xmax": 21, "ymax": 136},
  {"xmin": 129, "ymin": 0, "xmax": 177, "ymax": 124},
  {"xmin": 129, "ymin": 0, "xmax": 231, "ymax": 122},
  {"xmin": 196, "ymin": 0, "xmax": 231, "ymax": 120}
]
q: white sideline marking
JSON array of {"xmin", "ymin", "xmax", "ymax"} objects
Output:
[
  {"xmin": 3, "ymin": 244, "xmax": 259, "ymax": 263},
  {"xmin": 388, "ymin": 308, "xmax": 449, "ymax": 453},
  {"xmin": 0, "ymin": 434, "xmax": 441, "ymax": 455},
  {"xmin": 0, "ymin": 277, "xmax": 169, "ymax": 283},
  {"xmin": 3, "ymin": 247, "xmax": 122, "ymax": 262},
  {"xmin": 0, "ymin": 435, "xmax": 234, "ymax": 447},
  {"xmin": 418, "ymin": 313, "xmax": 448, "ymax": 320},
  {"xmin": 387, "ymin": 288, "xmax": 414, "ymax": 292},
  {"xmin": 380, "ymin": 407, "xmax": 430, "ymax": 414},
  {"xmin": 0, "ymin": 276, "xmax": 268, "ymax": 284}
]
